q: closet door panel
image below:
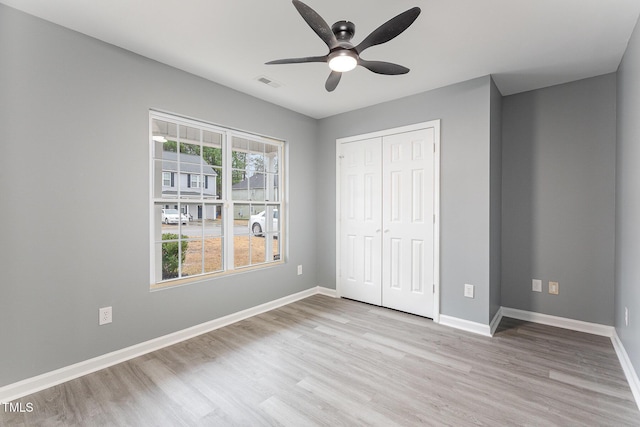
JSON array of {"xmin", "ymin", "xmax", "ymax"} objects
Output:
[
  {"xmin": 382, "ymin": 129, "xmax": 435, "ymax": 317},
  {"xmin": 338, "ymin": 137, "xmax": 382, "ymax": 305}
]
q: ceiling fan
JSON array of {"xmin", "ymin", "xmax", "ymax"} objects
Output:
[{"xmin": 266, "ymin": 0, "xmax": 421, "ymax": 92}]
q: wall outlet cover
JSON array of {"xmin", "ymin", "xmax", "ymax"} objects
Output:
[
  {"xmin": 532, "ymin": 279, "xmax": 542, "ymax": 292},
  {"xmin": 549, "ymin": 281, "xmax": 559, "ymax": 295},
  {"xmin": 99, "ymin": 306, "xmax": 112, "ymax": 325}
]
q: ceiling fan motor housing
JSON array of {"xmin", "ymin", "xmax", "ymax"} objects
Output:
[{"xmin": 332, "ymin": 21, "xmax": 356, "ymax": 42}]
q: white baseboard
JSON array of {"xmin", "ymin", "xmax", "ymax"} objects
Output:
[
  {"xmin": 611, "ymin": 330, "xmax": 640, "ymax": 412},
  {"xmin": 489, "ymin": 307, "xmax": 503, "ymax": 336},
  {"xmin": 438, "ymin": 314, "xmax": 492, "ymax": 337},
  {"xmin": 316, "ymin": 286, "xmax": 338, "ymax": 298},
  {"xmin": 500, "ymin": 307, "xmax": 614, "ymax": 337},
  {"xmin": 0, "ymin": 286, "xmax": 334, "ymax": 403}
]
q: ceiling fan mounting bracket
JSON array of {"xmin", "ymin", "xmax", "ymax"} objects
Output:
[{"xmin": 331, "ymin": 21, "xmax": 356, "ymax": 42}]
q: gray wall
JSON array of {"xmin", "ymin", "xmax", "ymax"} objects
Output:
[
  {"xmin": 317, "ymin": 76, "xmax": 495, "ymax": 324},
  {"xmin": 489, "ymin": 78, "xmax": 503, "ymax": 321},
  {"xmin": 0, "ymin": 4, "xmax": 318, "ymax": 387},
  {"xmin": 501, "ymin": 74, "xmax": 617, "ymax": 325},
  {"xmin": 616, "ymin": 16, "xmax": 640, "ymax": 378}
]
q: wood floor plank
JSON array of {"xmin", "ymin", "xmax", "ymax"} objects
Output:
[{"xmin": 2, "ymin": 295, "xmax": 639, "ymax": 426}]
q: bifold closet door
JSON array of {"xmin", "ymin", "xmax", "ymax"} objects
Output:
[
  {"xmin": 381, "ymin": 128, "xmax": 435, "ymax": 318},
  {"xmin": 338, "ymin": 137, "xmax": 383, "ymax": 305},
  {"xmin": 338, "ymin": 127, "xmax": 435, "ymax": 318}
]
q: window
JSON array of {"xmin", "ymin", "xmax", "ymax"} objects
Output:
[
  {"xmin": 162, "ymin": 172, "xmax": 173, "ymax": 187},
  {"xmin": 190, "ymin": 174, "xmax": 203, "ymax": 189},
  {"xmin": 150, "ymin": 111, "xmax": 285, "ymax": 288}
]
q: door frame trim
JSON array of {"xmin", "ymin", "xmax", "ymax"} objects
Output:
[{"xmin": 335, "ymin": 120, "xmax": 441, "ymax": 322}]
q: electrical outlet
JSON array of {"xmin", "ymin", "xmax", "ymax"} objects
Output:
[
  {"xmin": 464, "ymin": 283, "xmax": 474, "ymax": 298},
  {"xmin": 99, "ymin": 306, "xmax": 112, "ymax": 325},
  {"xmin": 297, "ymin": 265, "xmax": 303, "ymax": 275},
  {"xmin": 532, "ymin": 279, "xmax": 542, "ymax": 292},
  {"xmin": 625, "ymin": 307, "xmax": 629, "ymax": 326},
  {"xmin": 549, "ymin": 281, "xmax": 559, "ymax": 295}
]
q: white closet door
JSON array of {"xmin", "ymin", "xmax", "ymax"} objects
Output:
[
  {"xmin": 381, "ymin": 128, "xmax": 435, "ymax": 317},
  {"xmin": 338, "ymin": 137, "xmax": 383, "ymax": 305}
]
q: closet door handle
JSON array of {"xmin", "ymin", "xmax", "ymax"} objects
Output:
[
  {"xmin": 384, "ymin": 229, "xmax": 390, "ymax": 233},
  {"xmin": 375, "ymin": 229, "xmax": 381, "ymax": 233}
]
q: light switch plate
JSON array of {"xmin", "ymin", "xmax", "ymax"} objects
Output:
[
  {"xmin": 464, "ymin": 283, "xmax": 474, "ymax": 298},
  {"xmin": 532, "ymin": 279, "xmax": 542, "ymax": 292},
  {"xmin": 549, "ymin": 281, "xmax": 559, "ymax": 295}
]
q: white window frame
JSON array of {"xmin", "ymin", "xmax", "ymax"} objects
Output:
[{"xmin": 149, "ymin": 110, "xmax": 286, "ymax": 289}]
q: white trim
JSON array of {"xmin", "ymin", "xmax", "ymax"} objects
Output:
[
  {"xmin": 335, "ymin": 120, "xmax": 441, "ymax": 320},
  {"xmin": 337, "ymin": 121, "xmax": 439, "ymax": 144},
  {"xmin": 0, "ymin": 286, "xmax": 334, "ymax": 403},
  {"xmin": 317, "ymin": 286, "xmax": 338, "ymax": 298},
  {"xmin": 438, "ymin": 314, "xmax": 492, "ymax": 337},
  {"xmin": 489, "ymin": 307, "xmax": 504, "ymax": 336},
  {"xmin": 611, "ymin": 330, "xmax": 640, "ymax": 411},
  {"xmin": 437, "ymin": 308, "xmax": 503, "ymax": 337},
  {"xmin": 432, "ymin": 120, "xmax": 441, "ymax": 323},
  {"xmin": 500, "ymin": 307, "xmax": 614, "ymax": 337}
]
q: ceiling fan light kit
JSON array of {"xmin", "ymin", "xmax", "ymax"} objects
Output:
[
  {"xmin": 266, "ymin": 0, "xmax": 421, "ymax": 92},
  {"xmin": 328, "ymin": 50, "xmax": 358, "ymax": 72}
]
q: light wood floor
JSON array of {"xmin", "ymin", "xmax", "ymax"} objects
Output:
[{"xmin": 2, "ymin": 295, "xmax": 639, "ymax": 426}]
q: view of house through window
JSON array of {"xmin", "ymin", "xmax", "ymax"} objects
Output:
[{"xmin": 150, "ymin": 111, "xmax": 284, "ymax": 288}]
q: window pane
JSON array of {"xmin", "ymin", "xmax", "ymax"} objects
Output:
[
  {"xmin": 231, "ymin": 172, "xmax": 249, "ymax": 201},
  {"xmin": 232, "ymin": 137, "xmax": 248, "ymax": 193},
  {"xmin": 234, "ymin": 236, "xmax": 250, "ymax": 268},
  {"xmin": 265, "ymin": 205, "xmax": 280, "ymax": 233},
  {"xmin": 208, "ymin": 166, "xmax": 222, "ymax": 199},
  {"xmin": 183, "ymin": 238, "xmax": 203, "ymax": 277},
  {"xmin": 250, "ymin": 236, "xmax": 266, "ymax": 265},
  {"xmin": 250, "ymin": 172, "xmax": 266, "ymax": 202},
  {"xmin": 180, "ymin": 125, "xmax": 200, "ymax": 146},
  {"xmin": 203, "ymin": 131, "xmax": 223, "ymax": 164},
  {"xmin": 266, "ymin": 173, "xmax": 279, "ymax": 202},
  {"xmin": 248, "ymin": 151, "xmax": 265, "ymax": 172},
  {"xmin": 204, "ymin": 205, "xmax": 223, "ymax": 238},
  {"xmin": 234, "ymin": 203, "xmax": 250, "ymax": 268},
  {"xmin": 180, "ymin": 142, "xmax": 201, "ymax": 162},
  {"xmin": 152, "ymin": 119, "xmax": 177, "ymax": 140},
  {"xmin": 160, "ymin": 235, "xmax": 187, "ymax": 280},
  {"xmin": 203, "ymin": 143, "xmax": 222, "ymax": 199},
  {"xmin": 265, "ymin": 144, "xmax": 279, "ymax": 173},
  {"xmin": 271, "ymin": 234, "xmax": 281, "ymax": 261},
  {"xmin": 204, "ymin": 237, "xmax": 223, "ymax": 273}
]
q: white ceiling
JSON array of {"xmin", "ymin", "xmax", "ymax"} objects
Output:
[{"xmin": 2, "ymin": 0, "xmax": 640, "ymax": 119}]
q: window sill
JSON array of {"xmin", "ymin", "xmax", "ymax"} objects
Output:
[{"xmin": 150, "ymin": 260, "xmax": 286, "ymax": 291}]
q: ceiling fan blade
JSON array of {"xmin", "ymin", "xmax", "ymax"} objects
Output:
[
  {"xmin": 325, "ymin": 71, "xmax": 342, "ymax": 92},
  {"xmin": 358, "ymin": 59, "xmax": 409, "ymax": 75},
  {"xmin": 355, "ymin": 7, "xmax": 421, "ymax": 54},
  {"xmin": 266, "ymin": 55, "xmax": 328, "ymax": 65},
  {"xmin": 292, "ymin": 0, "xmax": 339, "ymax": 49}
]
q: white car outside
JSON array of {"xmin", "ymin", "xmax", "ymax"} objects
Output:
[
  {"xmin": 162, "ymin": 208, "xmax": 188, "ymax": 225},
  {"xmin": 249, "ymin": 209, "xmax": 278, "ymax": 236}
]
